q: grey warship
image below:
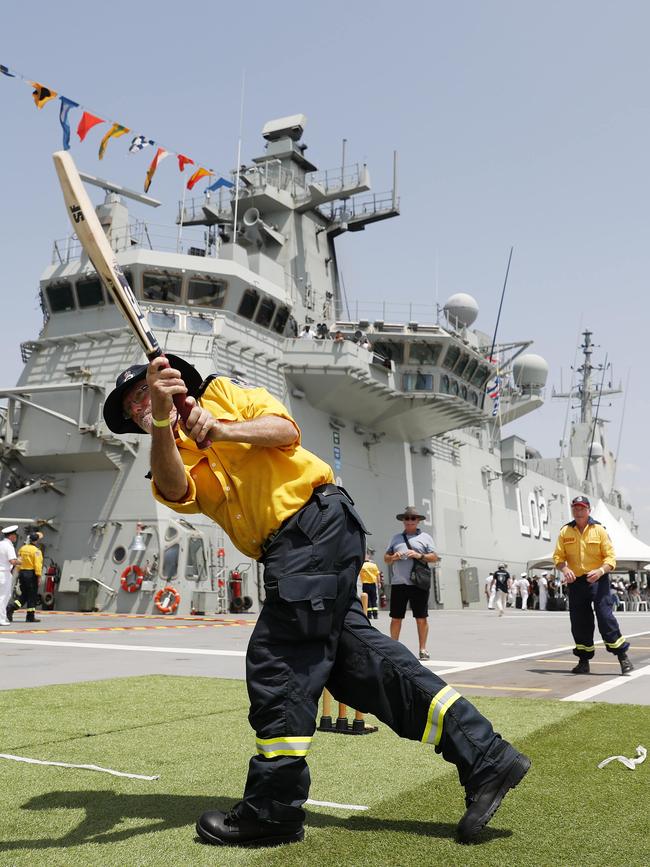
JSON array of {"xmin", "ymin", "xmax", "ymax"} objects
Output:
[{"xmin": 0, "ymin": 114, "xmax": 645, "ymax": 617}]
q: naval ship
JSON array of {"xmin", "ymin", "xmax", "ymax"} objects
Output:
[{"xmin": 0, "ymin": 114, "xmax": 642, "ymax": 616}]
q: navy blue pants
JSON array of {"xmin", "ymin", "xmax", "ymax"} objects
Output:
[
  {"xmin": 568, "ymin": 575, "xmax": 629, "ymax": 659},
  {"xmin": 239, "ymin": 487, "xmax": 517, "ymax": 824}
]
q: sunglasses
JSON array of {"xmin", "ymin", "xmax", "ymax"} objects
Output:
[{"xmin": 122, "ymin": 382, "xmax": 149, "ymax": 419}]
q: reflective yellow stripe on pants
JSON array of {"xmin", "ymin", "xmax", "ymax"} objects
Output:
[
  {"xmin": 256, "ymin": 736, "xmax": 313, "ymax": 759},
  {"xmin": 605, "ymin": 636, "xmax": 626, "ymax": 651},
  {"xmin": 421, "ymin": 685, "xmax": 461, "ymax": 746}
]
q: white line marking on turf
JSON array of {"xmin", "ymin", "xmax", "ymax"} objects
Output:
[
  {"xmin": 0, "ymin": 753, "xmax": 158, "ymax": 780},
  {"xmin": 0, "ymin": 638, "xmax": 245, "ymax": 656},
  {"xmin": 561, "ymin": 663, "xmax": 650, "ymax": 702},
  {"xmin": 433, "ymin": 630, "xmax": 650, "ymax": 675},
  {"xmin": 306, "ymin": 799, "xmax": 368, "ymax": 811}
]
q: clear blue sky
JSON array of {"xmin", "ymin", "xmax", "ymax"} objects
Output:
[{"xmin": 2, "ymin": 0, "xmax": 649, "ymax": 533}]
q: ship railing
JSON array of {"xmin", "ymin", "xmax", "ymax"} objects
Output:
[
  {"xmin": 306, "ymin": 164, "xmax": 364, "ymax": 193},
  {"xmin": 339, "ymin": 299, "xmax": 439, "ymax": 324},
  {"xmin": 319, "ymin": 190, "xmax": 399, "ymax": 222},
  {"xmin": 51, "ymin": 220, "xmax": 215, "ymax": 264}
]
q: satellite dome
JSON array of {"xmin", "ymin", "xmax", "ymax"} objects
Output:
[
  {"xmin": 512, "ymin": 354, "xmax": 549, "ymax": 390},
  {"xmin": 589, "ymin": 441, "xmax": 604, "ymax": 460},
  {"xmin": 443, "ymin": 293, "xmax": 479, "ymax": 328}
]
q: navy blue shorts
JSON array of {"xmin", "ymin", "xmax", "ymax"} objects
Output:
[{"xmin": 389, "ymin": 583, "xmax": 429, "ymax": 619}]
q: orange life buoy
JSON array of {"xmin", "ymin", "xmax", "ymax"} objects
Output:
[
  {"xmin": 154, "ymin": 585, "xmax": 181, "ymax": 614},
  {"xmin": 120, "ymin": 564, "xmax": 144, "ymax": 593}
]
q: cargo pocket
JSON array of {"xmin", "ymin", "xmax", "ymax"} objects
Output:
[{"xmin": 277, "ymin": 573, "xmax": 338, "ymax": 641}]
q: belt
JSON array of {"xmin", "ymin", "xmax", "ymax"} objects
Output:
[{"xmin": 260, "ymin": 483, "xmax": 348, "ymax": 555}]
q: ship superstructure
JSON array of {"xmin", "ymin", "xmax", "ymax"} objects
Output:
[{"xmin": 0, "ymin": 115, "xmax": 643, "ymax": 615}]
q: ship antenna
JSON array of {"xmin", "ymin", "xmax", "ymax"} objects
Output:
[
  {"xmin": 232, "ymin": 69, "xmax": 246, "ymax": 244},
  {"xmin": 584, "ymin": 351, "xmax": 608, "ymax": 483},
  {"xmin": 609, "ymin": 367, "xmax": 630, "ymax": 492},
  {"xmin": 559, "ymin": 316, "xmax": 584, "ymax": 459},
  {"xmin": 489, "ymin": 246, "xmax": 514, "ymax": 360}
]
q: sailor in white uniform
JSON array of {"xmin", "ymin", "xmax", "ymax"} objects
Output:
[{"xmin": 0, "ymin": 525, "xmax": 19, "ymax": 626}]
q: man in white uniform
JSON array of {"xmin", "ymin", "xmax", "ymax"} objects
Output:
[
  {"xmin": 517, "ymin": 573, "xmax": 530, "ymax": 611},
  {"xmin": 538, "ymin": 572, "xmax": 549, "ymax": 611},
  {"xmin": 0, "ymin": 525, "xmax": 19, "ymax": 626},
  {"xmin": 484, "ymin": 573, "xmax": 495, "ymax": 609}
]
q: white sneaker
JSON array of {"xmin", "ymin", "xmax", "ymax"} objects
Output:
[{"xmin": 0, "ymin": 621, "xmax": 11, "ymax": 626}]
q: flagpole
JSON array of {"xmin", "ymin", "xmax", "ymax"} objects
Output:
[
  {"xmin": 232, "ymin": 69, "xmax": 246, "ymax": 244},
  {"xmin": 177, "ymin": 175, "xmax": 187, "ymax": 254}
]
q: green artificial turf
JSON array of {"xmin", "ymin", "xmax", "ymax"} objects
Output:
[{"xmin": 0, "ymin": 676, "xmax": 648, "ymax": 866}]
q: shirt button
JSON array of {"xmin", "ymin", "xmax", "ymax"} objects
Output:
[
  {"xmin": 235, "ymin": 514, "xmax": 241, "ymax": 520},
  {"xmin": 224, "ymin": 486, "xmax": 230, "ymax": 492}
]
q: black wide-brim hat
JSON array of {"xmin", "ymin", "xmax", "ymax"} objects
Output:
[{"xmin": 103, "ymin": 353, "xmax": 204, "ymax": 435}]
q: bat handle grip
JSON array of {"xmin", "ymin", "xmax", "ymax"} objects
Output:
[
  {"xmin": 172, "ymin": 394, "xmax": 211, "ymax": 450},
  {"xmin": 149, "ymin": 352, "xmax": 210, "ymax": 450}
]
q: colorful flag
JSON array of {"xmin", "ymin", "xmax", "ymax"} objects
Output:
[
  {"xmin": 58, "ymin": 97, "xmax": 79, "ymax": 151},
  {"xmin": 0, "ymin": 64, "xmax": 15, "ymax": 77},
  {"xmin": 129, "ymin": 135, "xmax": 154, "ymax": 153},
  {"xmin": 77, "ymin": 111, "xmax": 104, "ymax": 142},
  {"xmin": 486, "ymin": 375, "xmax": 501, "ymax": 417},
  {"xmin": 144, "ymin": 147, "xmax": 169, "ymax": 193},
  {"xmin": 186, "ymin": 167, "xmax": 214, "ymax": 191},
  {"xmin": 98, "ymin": 123, "xmax": 130, "ymax": 160},
  {"xmin": 206, "ymin": 176, "xmax": 235, "ymax": 191},
  {"xmin": 30, "ymin": 82, "xmax": 57, "ymax": 109},
  {"xmin": 177, "ymin": 154, "xmax": 194, "ymax": 172}
]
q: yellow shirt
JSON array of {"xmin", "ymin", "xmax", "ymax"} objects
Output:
[
  {"xmin": 553, "ymin": 519, "xmax": 616, "ymax": 575},
  {"xmin": 152, "ymin": 377, "xmax": 334, "ymax": 559},
  {"xmin": 359, "ymin": 561, "xmax": 380, "ymax": 584},
  {"xmin": 18, "ymin": 543, "xmax": 43, "ymax": 576}
]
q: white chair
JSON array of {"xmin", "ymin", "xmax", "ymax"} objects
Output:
[{"xmin": 637, "ymin": 600, "xmax": 648, "ymax": 612}]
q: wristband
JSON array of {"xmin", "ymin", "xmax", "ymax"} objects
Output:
[{"xmin": 152, "ymin": 416, "xmax": 171, "ymax": 428}]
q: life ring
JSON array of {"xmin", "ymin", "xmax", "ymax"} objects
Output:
[
  {"xmin": 154, "ymin": 586, "xmax": 181, "ymax": 614},
  {"xmin": 120, "ymin": 565, "xmax": 144, "ymax": 593}
]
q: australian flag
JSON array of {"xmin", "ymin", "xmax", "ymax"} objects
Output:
[{"xmin": 486, "ymin": 375, "xmax": 501, "ymax": 417}]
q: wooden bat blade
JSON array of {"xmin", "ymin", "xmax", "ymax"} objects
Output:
[{"xmin": 52, "ymin": 150, "xmax": 160, "ymax": 358}]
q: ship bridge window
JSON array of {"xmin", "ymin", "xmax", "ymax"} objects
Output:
[
  {"xmin": 461, "ymin": 384, "xmax": 468, "ymax": 400},
  {"xmin": 471, "ymin": 364, "xmax": 491, "ymax": 388},
  {"xmin": 143, "ymin": 271, "xmax": 182, "ymax": 303},
  {"xmin": 403, "ymin": 372, "xmax": 434, "ymax": 391},
  {"xmin": 272, "ymin": 305, "xmax": 290, "ymax": 335},
  {"xmin": 374, "ymin": 341, "xmax": 404, "ymax": 364},
  {"xmin": 408, "ymin": 343, "xmax": 442, "ymax": 365},
  {"xmin": 450, "ymin": 379, "xmax": 459, "ymax": 396},
  {"xmin": 255, "ymin": 297, "xmax": 276, "ymax": 328},
  {"xmin": 187, "ymin": 315, "xmax": 213, "ymax": 334},
  {"xmin": 453, "ymin": 353, "xmax": 470, "ymax": 376},
  {"xmin": 441, "ymin": 344, "xmax": 461, "ymax": 370},
  {"xmin": 441, "ymin": 374, "xmax": 450, "ymax": 394},
  {"xmin": 464, "ymin": 358, "xmax": 478, "ymax": 381},
  {"xmin": 187, "ymin": 277, "xmax": 227, "ymax": 308},
  {"xmin": 149, "ymin": 310, "xmax": 179, "ymax": 330},
  {"xmin": 46, "ymin": 281, "xmax": 75, "ymax": 312},
  {"xmin": 76, "ymin": 276, "xmax": 104, "ymax": 308},
  {"xmin": 238, "ymin": 288, "xmax": 260, "ymax": 320},
  {"xmin": 469, "ymin": 390, "xmax": 479, "ymax": 405}
]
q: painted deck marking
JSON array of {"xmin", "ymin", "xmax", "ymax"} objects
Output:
[{"xmin": 562, "ymin": 663, "xmax": 650, "ymax": 702}]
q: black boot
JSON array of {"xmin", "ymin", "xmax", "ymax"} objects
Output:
[
  {"xmin": 6, "ymin": 603, "xmax": 14, "ymax": 623},
  {"xmin": 571, "ymin": 659, "xmax": 590, "ymax": 674},
  {"xmin": 457, "ymin": 752, "xmax": 531, "ymax": 843},
  {"xmin": 196, "ymin": 809, "xmax": 304, "ymax": 848},
  {"xmin": 26, "ymin": 611, "xmax": 41, "ymax": 623},
  {"xmin": 619, "ymin": 654, "xmax": 634, "ymax": 674}
]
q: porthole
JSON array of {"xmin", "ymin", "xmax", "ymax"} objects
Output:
[{"xmin": 112, "ymin": 545, "xmax": 127, "ymax": 564}]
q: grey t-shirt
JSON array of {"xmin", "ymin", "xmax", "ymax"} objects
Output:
[{"xmin": 386, "ymin": 530, "xmax": 436, "ymax": 586}]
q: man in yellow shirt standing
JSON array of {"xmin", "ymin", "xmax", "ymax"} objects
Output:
[
  {"xmin": 103, "ymin": 356, "xmax": 530, "ymax": 848},
  {"xmin": 553, "ymin": 495, "xmax": 632, "ymax": 675},
  {"xmin": 359, "ymin": 547, "xmax": 380, "ymax": 619},
  {"xmin": 15, "ymin": 532, "xmax": 44, "ymax": 623}
]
